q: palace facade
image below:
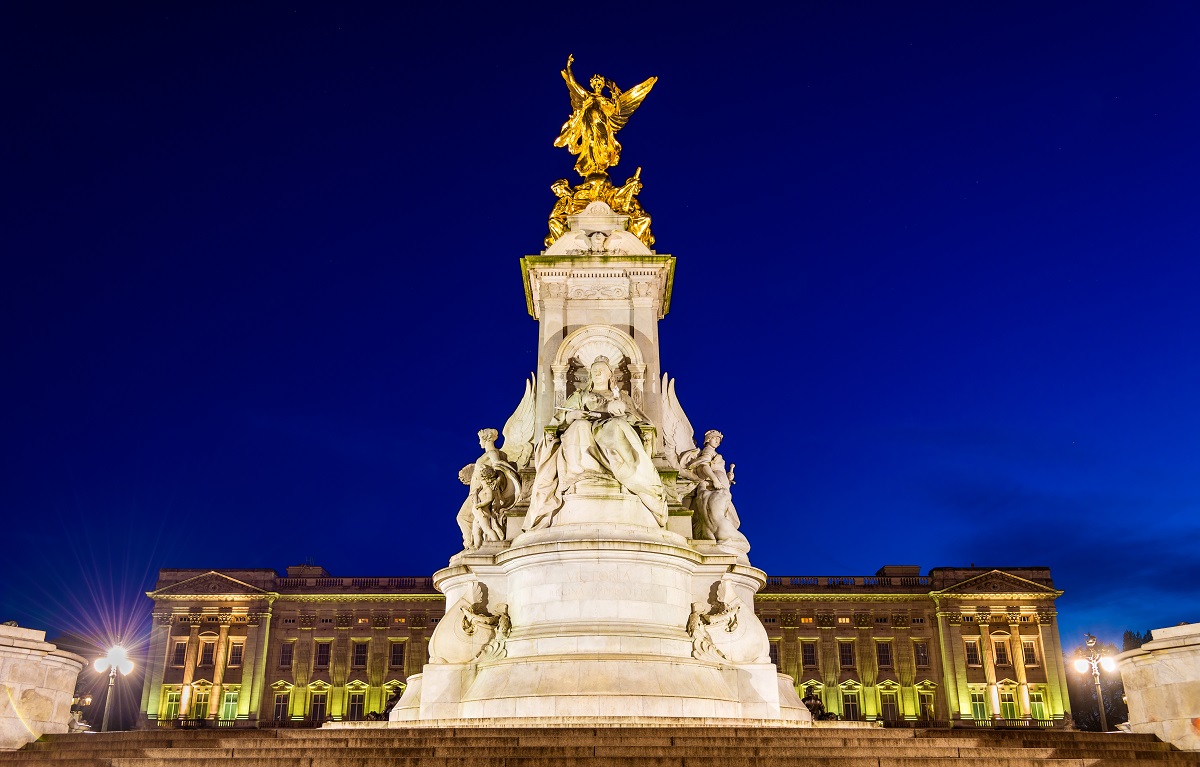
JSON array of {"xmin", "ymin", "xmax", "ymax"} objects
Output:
[{"xmin": 139, "ymin": 563, "xmax": 1070, "ymax": 727}]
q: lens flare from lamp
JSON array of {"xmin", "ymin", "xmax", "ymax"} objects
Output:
[
  {"xmin": 1073, "ymin": 658, "xmax": 1090, "ymax": 673},
  {"xmin": 1100, "ymin": 657, "xmax": 1116, "ymax": 673},
  {"xmin": 96, "ymin": 646, "xmax": 134, "ymax": 675}
]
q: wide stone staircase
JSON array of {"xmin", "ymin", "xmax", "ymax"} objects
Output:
[{"xmin": 4, "ymin": 725, "xmax": 1199, "ymax": 766}]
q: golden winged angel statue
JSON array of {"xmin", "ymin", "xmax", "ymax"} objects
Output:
[{"xmin": 554, "ymin": 55, "xmax": 657, "ymax": 179}]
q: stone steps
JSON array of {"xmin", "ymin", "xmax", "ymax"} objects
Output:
[{"xmin": 4, "ymin": 726, "xmax": 1197, "ymax": 767}]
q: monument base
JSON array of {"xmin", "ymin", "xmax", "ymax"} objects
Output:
[{"xmin": 392, "ymin": 487, "xmax": 809, "ymax": 725}]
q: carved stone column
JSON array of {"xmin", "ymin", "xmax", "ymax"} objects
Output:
[
  {"xmin": 1009, "ymin": 616, "xmax": 1031, "ymax": 718},
  {"xmin": 628, "ymin": 362, "xmax": 646, "ymax": 410},
  {"xmin": 177, "ymin": 621, "xmax": 201, "ymax": 719},
  {"xmin": 1038, "ymin": 608, "xmax": 1070, "ymax": 720},
  {"xmin": 208, "ymin": 620, "xmax": 231, "ymax": 718},
  {"xmin": 140, "ymin": 613, "xmax": 172, "ymax": 723},
  {"xmin": 979, "ymin": 619, "xmax": 1001, "ymax": 720},
  {"xmin": 937, "ymin": 608, "xmax": 969, "ymax": 721},
  {"xmin": 239, "ymin": 610, "xmax": 269, "ymax": 721},
  {"xmin": 551, "ymin": 364, "xmax": 569, "ymax": 410}
]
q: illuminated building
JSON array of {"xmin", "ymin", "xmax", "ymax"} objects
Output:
[{"xmin": 140, "ymin": 563, "xmax": 1069, "ymax": 727}]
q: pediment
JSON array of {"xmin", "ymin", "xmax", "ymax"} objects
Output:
[
  {"xmin": 149, "ymin": 571, "xmax": 270, "ymax": 599},
  {"xmin": 934, "ymin": 570, "xmax": 1060, "ymax": 598}
]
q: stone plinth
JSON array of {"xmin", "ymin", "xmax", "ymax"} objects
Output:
[
  {"xmin": 1117, "ymin": 622, "xmax": 1200, "ymax": 751},
  {"xmin": 0, "ymin": 624, "xmax": 86, "ymax": 750},
  {"xmin": 390, "ymin": 486, "xmax": 809, "ymax": 725}
]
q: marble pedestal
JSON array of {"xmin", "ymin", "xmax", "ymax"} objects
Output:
[
  {"xmin": 391, "ymin": 482, "xmax": 809, "ymax": 724},
  {"xmin": 1117, "ymin": 623, "xmax": 1200, "ymax": 751},
  {"xmin": 0, "ymin": 625, "xmax": 86, "ymax": 750}
]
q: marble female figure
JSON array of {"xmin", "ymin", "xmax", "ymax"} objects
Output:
[{"xmin": 525, "ymin": 357, "xmax": 667, "ymax": 529}]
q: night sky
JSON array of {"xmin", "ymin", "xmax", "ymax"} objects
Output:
[{"xmin": 2, "ymin": 2, "xmax": 1198, "ymax": 659}]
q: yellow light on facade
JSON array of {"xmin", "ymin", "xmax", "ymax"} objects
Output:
[{"xmin": 1073, "ymin": 658, "xmax": 1090, "ymax": 674}]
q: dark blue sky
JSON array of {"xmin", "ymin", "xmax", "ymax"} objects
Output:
[{"xmin": 2, "ymin": 2, "xmax": 1197, "ymax": 654}]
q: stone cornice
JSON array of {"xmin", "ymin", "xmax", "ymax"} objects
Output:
[{"xmin": 521, "ymin": 254, "xmax": 675, "ymax": 320}]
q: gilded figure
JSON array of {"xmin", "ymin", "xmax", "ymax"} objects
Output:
[{"xmin": 554, "ymin": 55, "xmax": 657, "ymax": 179}]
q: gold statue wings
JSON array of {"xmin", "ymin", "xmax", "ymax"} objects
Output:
[{"xmin": 556, "ymin": 54, "xmax": 657, "ymax": 178}]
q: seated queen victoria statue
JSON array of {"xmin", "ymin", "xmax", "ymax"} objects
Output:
[{"xmin": 525, "ymin": 357, "xmax": 667, "ymax": 530}]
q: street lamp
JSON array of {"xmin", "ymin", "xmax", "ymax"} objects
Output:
[
  {"xmin": 94, "ymin": 645, "xmax": 134, "ymax": 732},
  {"xmin": 1072, "ymin": 634, "xmax": 1116, "ymax": 732}
]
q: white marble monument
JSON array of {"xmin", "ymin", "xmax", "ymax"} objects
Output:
[
  {"xmin": 386, "ymin": 58, "xmax": 809, "ymax": 725},
  {"xmin": 1117, "ymin": 623, "xmax": 1200, "ymax": 751},
  {"xmin": 0, "ymin": 624, "xmax": 86, "ymax": 750}
]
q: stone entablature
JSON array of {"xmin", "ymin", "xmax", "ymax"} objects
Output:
[{"xmin": 139, "ymin": 563, "xmax": 1069, "ymax": 727}]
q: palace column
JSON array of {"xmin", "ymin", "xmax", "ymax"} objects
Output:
[
  {"xmin": 1008, "ymin": 614, "xmax": 1031, "ymax": 718},
  {"xmin": 935, "ymin": 606, "xmax": 967, "ymax": 721},
  {"xmin": 177, "ymin": 621, "xmax": 201, "ymax": 719},
  {"xmin": 978, "ymin": 619, "xmax": 1001, "ymax": 720},
  {"xmin": 291, "ymin": 616, "xmax": 314, "ymax": 719},
  {"xmin": 140, "ymin": 613, "xmax": 172, "ymax": 723},
  {"xmin": 1039, "ymin": 608, "xmax": 1071, "ymax": 721},
  {"xmin": 239, "ymin": 609, "xmax": 270, "ymax": 721},
  {"xmin": 207, "ymin": 619, "xmax": 231, "ymax": 718}
]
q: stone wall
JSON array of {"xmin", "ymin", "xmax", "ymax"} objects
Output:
[
  {"xmin": 1117, "ymin": 622, "xmax": 1200, "ymax": 751},
  {"xmin": 0, "ymin": 624, "xmax": 86, "ymax": 750}
]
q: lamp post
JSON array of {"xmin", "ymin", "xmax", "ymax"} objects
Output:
[
  {"xmin": 1072, "ymin": 634, "xmax": 1116, "ymax": 732},
  {"xmin": 94, "ymin": 645, "xmax": 134, "ymax": 732}
]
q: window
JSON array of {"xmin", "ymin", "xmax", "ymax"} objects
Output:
[
  {"xmin": 283, "ymin": 618, "xmax": 296, "ymax": 625},
  {"xmin": 875, "ymin": 642, "xmax": 893, "ymax": 668},
  {"xmin": 875, "ymin": 616, "xmax": 889, "ymax": 624},
  {"xmin": 838, "ymin": 642, "xmax": 855, "ymax": 668},
  {"xmin": 279, "ymin": 643, "xmax": 294, "ymax": 669},
  {"xmin": 999, "ymin": 691, "xmax": 1019, "ymax": 720},
  {"xmin": 273, "ymin": 692, "xmax": 289, "ymax": 721},
  {"xmin": 964, "ymin": 640, "xmax": 981, "ymax": 666},
  {"xmin": 837, "ymin": 616, "xmax": 851, "ymax": 625},
  {"xmin": 841, "ymin": 691, "xmax": 860, "ymax": 721},
  {"xmin": 393, "ymin": 616, "xmax": 406, "ymax": 624},
  {"xmin": 163, "ymin": 690, "xmax": 181, "ymax": 720},
  {"xmin": 220, "ymin": 691, "xmax": 238, "ymax": 721},
  {"xmin": 228, "ymin": 643, "xmax": 244, "ymax": 667},
  {"xmin": 199, "ymin": 641, "xmax": 215, "ymax": 666},
  {"xmin": 800, "ymin": 616, "xmax": 813, "ymax": 624},
  {"xmin": 1022, "ymin": 640, "xmax": 1039, "ymax": 666},
  {"xmin": 321, "ymin": 618, "xmax": 333, "ymax": 624},
  {"xmin": 357, "ymin": 617, "xmax": 369, "ymax": 625},
  {"xmin": 800, "ymin": 642, "xmax": 817, "ymax": 669},
  {"xmin": 913, "ymin": 641, "xmax": 930, "ymax": 668},
  {"xmin": 390, "ymin": 642, "xmax": 406, "ymax": 669},
  {"xmin": 971, "ymin": 691, "xmax": 988, "ymax": 722},
  {"xmin": 768, "ymin": 642, "xmax": 780, "ymax": 666},
  {"xmin": 352, "ymin": 642, "xmax": 369, "ymax": 668},
  {"xmin": 309, "ymin": 692, "xmax": 327, "ymax": 722},
  {"xmin": 171, "ymin": 641, "xmax": 187, "ymax": 667},
  {"xmin": 763, "ymin": 616, "xmax": 777, "ymax": 624},
  {"xmin": 880, "ymin": 692, "xmax": 899, "ymax": 722},
  {"xmin": 994, "ymin": 640, "xmax": 1010, "ymax": 666},
  {"xmin": 348, "ymin": 692, "xmax": 365, "ymax": 720},
  {"xmin": 912, "ymin": 617, "xmax": 925, "ymax": 625},
  {"xmin": 191, "ymin": 691, "xmax": 209, "ymax": 719},
  {"xmin": 1030, "ymin": 691, "xmax": 1047, "ymax": 721},
  {"xmin": 315, "ymin": 642, "xmax": 332, "ymax": 668},
  {"xmin": 918, "ymin": 692, "xmax": 935, "ymax": 720}
]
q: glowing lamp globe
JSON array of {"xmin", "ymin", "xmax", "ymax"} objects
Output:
[
  {"xmin": 95, "ymin": 646, "xmax": 134, "ymax": 676},
  {"xmin": 1073, "ymin": 658, "xmax": 1091, "ymax": 674},
  {"xmin": 1100, "ymin": 657, "xmax": 1117, "ymax": 673}
]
